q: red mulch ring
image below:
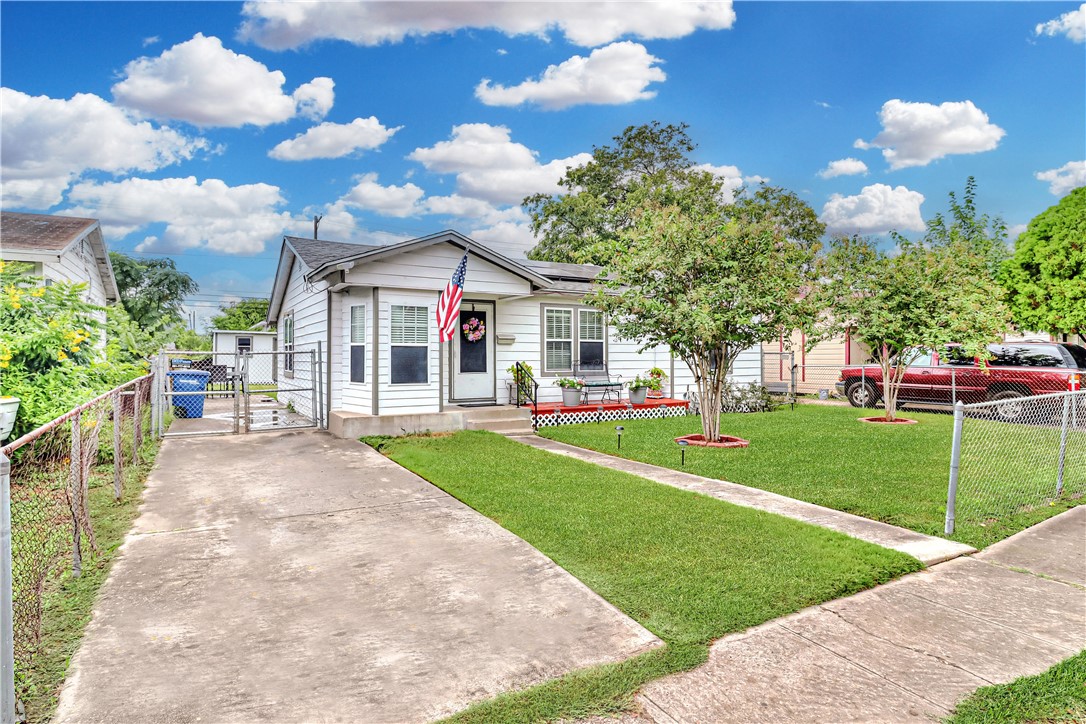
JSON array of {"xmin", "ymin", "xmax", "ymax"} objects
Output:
[
  {"xmin": 858, "ymin": 416, "xmax": 918, "ymax": 425},
  {"xmin": 674, "ymin": 434, "xmax": 750, "ymax": 448}
]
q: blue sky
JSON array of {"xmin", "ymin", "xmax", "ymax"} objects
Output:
[{"xmin": 2, "ymin": 1, "xmax": 1083, "ymax": 327}]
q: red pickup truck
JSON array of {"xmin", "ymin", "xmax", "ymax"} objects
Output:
[{"xmin": 836, "ymin": 342, "xmax": 1086, "ymax": 420}]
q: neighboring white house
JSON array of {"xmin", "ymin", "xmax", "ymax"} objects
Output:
[
  {"xmin": 211, "ymin": 329, "xmax": 276, "ymax": 356},
  {"xmin": 266, "ymin": 230, "xmax": 762, "ymax": 437},
  {"xmin": 0, "ymin": 211, "xmax": 119, "ymax": 344}
]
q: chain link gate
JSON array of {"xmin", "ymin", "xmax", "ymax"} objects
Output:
[{"xmin": 154, "ymin": 344, "xmax": 323, "ymax": 437}]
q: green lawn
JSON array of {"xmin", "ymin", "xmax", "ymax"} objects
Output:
[
  {"xmin": 946, "ymin": 650, "xmax": 1086, "ymax": 723},
  {"xmin": 369, "ymin": 430, "xmax": 921, "ymax": 722},
  {"xmin": 540, "ymin": 404, "xmax": 1083, "ymax": 549}
]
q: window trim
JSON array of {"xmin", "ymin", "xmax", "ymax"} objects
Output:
[
  {"xmin": 282, "ymin": 312, "xmax": 295, "ymax": 377},
  {"xmin": 539, "ymin": 304, "xmax": 607, "ymax": 377},
  {"xmin": 236, "ymin": 336, "xmax": 253, "ymax": 355},
  {"xmin": 390, "ymin": 303, "xmax": 430, "ymax": 386},
  {"xmin": 349, "ymin": 304, "xmax": 366, "ymax": 384}
]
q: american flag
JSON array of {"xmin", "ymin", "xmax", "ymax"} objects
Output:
[{"xmin": 437, "ymin": 253, "xmax": 469, "ymax": 343}]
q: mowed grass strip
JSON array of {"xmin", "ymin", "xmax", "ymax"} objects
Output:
[
  {"xmin": 540, "ymin": 404, "xmax": 1083, "ymax": 549},
  {"xmin": 946, "ymin": 649, "xmax": 1086, "ymax": 724},
  {"xmin": 369, "ymin": 430, "xmax": 920, "ymax": 722}
]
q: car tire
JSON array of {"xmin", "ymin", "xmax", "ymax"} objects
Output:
[
  {"xmin": 989, "ymin": 389, "xmax": 1026, "ymax": 422},
  {"xmin": 846, "ymin": 380, "xmax": 878, "ymax": 408}
]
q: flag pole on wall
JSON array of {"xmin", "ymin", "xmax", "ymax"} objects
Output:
[{"xmin": 437, "ymin": 252, "xmax": 469, "ymax": 343}]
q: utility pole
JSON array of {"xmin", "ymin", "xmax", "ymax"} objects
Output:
[{"xmin": 313, "ymin": 215, "xmax": 323, "ymax": 240}]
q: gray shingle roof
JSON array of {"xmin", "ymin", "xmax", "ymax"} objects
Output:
[
  {"xmin": 285, "ymin": 236, "xmax": 382, "ymax": 270},
  {"xmin": 520, "ymin": 259, "xmax": 604, "ymax": 281}
]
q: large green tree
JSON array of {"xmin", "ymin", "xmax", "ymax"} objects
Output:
[
  {"xmin": 109, "ymin": 252, "xmax": 198, "ymax": 330},
  {"xmin": 1000, "ymin": 186, "xmax": 1085, "ymax": 339},
  {"xmin": 525, "ymin": 122, "xmax": 825, "ymax": 265},
  {"xmin": 209, "ymin": 298, "xmax": 270, "ymax": 331},
  {"xmin": 588, "ymin": 192, "xmax": 815, "ymax": 442},
  {"xmin": 810, "ymin": 235, "xmax": 1009, "ymax": 421}
]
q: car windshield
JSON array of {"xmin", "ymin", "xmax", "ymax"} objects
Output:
[{"xmin": 1061, "ymin": 344, "xmax": 1086, "ymax": 369}]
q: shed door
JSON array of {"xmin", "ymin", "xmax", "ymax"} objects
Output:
[{"xmin": 451, "ymin": 302, "xmax": 495, "ymax": 401}]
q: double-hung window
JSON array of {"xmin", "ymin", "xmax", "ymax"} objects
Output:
[
  {"xmin": 543, "ymin": 307, "xmax": 606, "ymax": 374},
  {"xmin": 391, "ymin": 305, "xmax": 428, "ymax": 384},
  {"xmin": 283, "ymin": 314, "xmax": 295, "ymax": 374},
  {"xmin": 236, "ymin": 336, "xmax": 252, "ymax": 355},
  {"xmin": 544, "ymin": 308, "xmax": 573, "ymax": 373},
  {"xmin": 350, "ymin": 305, "xmax": 366, "ymax": 383}
]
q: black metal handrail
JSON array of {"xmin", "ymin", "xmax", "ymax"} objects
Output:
[{"xmin": 513, "ymin": 362, "xmax": 539, "ymax": 427}]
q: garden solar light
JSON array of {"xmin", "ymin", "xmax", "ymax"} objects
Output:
[
  {"xmin": 615, "ymin": 425, "xmax": 624, "ymax": 449},
  {"xmin": 677, "ymin": 438, "xmax": 689, "ymax": 466},
  {"xmin": 597, "ymin": 405, "xmax": 604, "ymax": 424}
]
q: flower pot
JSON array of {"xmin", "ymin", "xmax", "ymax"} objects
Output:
[
  {"xmin": 561, "ymin": 387, "xmax": 582, "ymax": 407},
  {"xmin": 629, "ymin": 387, "xmax": 648, "ymax": 405},
  {"xmin": 0, "ymin": 396, "xmax": 20, "ymax": 442}
]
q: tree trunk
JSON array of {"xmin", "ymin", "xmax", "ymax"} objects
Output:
[{"xmin": 690, "ymin": 349, "xmax": 731, "ymax": 441}]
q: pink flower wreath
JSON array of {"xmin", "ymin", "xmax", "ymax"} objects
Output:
[{"xmin": 462, "ymin": 317, "xmax": 485, "ymax": 342}]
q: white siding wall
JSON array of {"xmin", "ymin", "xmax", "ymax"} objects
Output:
[
  {"xmin": 345, "ymin": 243, "xmax": 532, "ymax": 296},
  {"xmin": 278, "ymin": 259, "xmax": 329, "ymax": 419},
  {"xmin": 45, "ymin": 242, "xmax": 109, "ymax": 345},
  {"xmin": 375, "ymin": 290, "xmax": 441, "ymax": 415}
]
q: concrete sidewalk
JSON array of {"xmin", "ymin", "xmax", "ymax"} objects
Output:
[
  {"xmin": 517, "ymin": 436, "xmax": 975, "ymax": 565},
  {"xmin": 637, "ymin": 506, "xmax": 1086, "ymax": 723},
  {"xmin": 55, "ymin": 430, "xmax": 660, "ymax": 723}
]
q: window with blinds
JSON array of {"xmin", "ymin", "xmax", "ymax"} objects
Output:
[
  {"xmin": 544, "ymin": 308, "xmax": 573, "ymax": 373},
  {"xmin": 578, "ymin": 309, "xmax": 605, "ymax": 370},
  {"xmin": 391, "ymin": 304, "xmax": 428, "ymax": 384},
  {"xmin": 350, "ymin": 305, "xmax": 366, "ymax": 383}
]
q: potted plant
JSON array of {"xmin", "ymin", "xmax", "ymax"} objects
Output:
[
  {"xmin": 647, "ymin": 366, "xmax": 668, "ymax": 398},
  {"xmin": 507, "ymin": 362, "xmax": 534, "ymax": 404},
  {"xmin": 554, "ymin": 377, "xmax": 584, "ymax": 407},
  {"xmin": 627, "ymin": 375, "xmax": 652, "ymax": 405}
]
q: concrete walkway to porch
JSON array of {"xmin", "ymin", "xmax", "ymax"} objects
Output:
[
  {"xmin": 636, "ymin": 506, "xmax": 1086, "ymax": 723},
  {"xmin": 55, "ymin": 430, "xmax": 660, "ymax": 722},
  {"xmin": 515, "ymin": 435, "xmax": 976, "ymax": 566}
]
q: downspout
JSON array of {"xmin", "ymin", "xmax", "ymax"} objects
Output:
[
  {"xmin": 325, "ymin": 278, "xmax": 337, "ymax": 428},
  {"xmin": 372, "ymin": 287, "xmax": 380, "ymax": 415}
]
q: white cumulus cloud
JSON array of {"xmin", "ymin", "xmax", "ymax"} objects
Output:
[
  {"xmin": 408, "ymin": 123, "xmax": 592, "ymax": 205},
  {"xmin": 1035, "ymin": 160, "xmax": 1086, "ymax": 196},
  {"xmin": 821, "ymin": 184, "xmax": 926, "ymax": 235},
  {"xmin": 338, "ymin": 173, "xmax": 425, "ymax": 217},
  {"xmin": 66, "ymin": 176, "xmax": 292, "ymax": 255},
  {"xmin": 112, "ymin": 34, "xmax": 334, "ymax": 127},
  {"xmin": 818, "ymin": 158, "xmax": 868, "ymax": 179},
  {"xmin": 1036, "ymin": 3, "xmax": 1085, "ymax": 42},
  {"xmin": 475, "ymin": 41, "xmax": 665, "ymax": 110},
  {"xmin": 0, "ymin": 88, "xmax": 206, "ymax": 209},
  {"xmin": 239, "ymin": 1, "xmax": 735, "ymax": 50},
  {"xmin": 269, "ymin": 117, "xmax": 402, "ymax": 161},
  {"xmin": 694, "ymin": 163, "xmax": 768, "ymax": 202},
  {"xmin": 855, "ymin": 99, "xmax": 1005, "ymax": 170}
]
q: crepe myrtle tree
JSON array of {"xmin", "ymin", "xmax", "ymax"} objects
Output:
[
  {"xmin": 809, "ymin": 235, "xmax": 1009, "ymax": 421},
  {"xmin": 587, "ymin": 197, "xmax": 814, "ymax": 442}
]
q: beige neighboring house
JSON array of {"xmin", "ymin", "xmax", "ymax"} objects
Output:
[
  {"xmin": 0, "ymin": 211, "xmax": 120, "ymax": 345},
  {"xmin": 762, "ymin": 330, "xmax": 870, "ymax": 394}
]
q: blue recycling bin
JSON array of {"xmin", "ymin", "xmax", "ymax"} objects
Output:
[{"xmin": 168, "ymin": 370, "xmax": 210, "ymax": 418}]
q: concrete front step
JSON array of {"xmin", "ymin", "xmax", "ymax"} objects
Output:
[{"xmin": 459, "ymin": 406, "xmax": 533, "ymax": 423}]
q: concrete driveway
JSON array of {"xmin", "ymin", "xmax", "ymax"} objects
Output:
[{"xmin": 56, "ymin": 430, "xmax": 659, "ymax": 723}]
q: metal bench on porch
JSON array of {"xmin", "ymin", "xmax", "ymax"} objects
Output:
[{"xmin": 573, "ymin": 361, "xmax": 623, "ymax": 404}]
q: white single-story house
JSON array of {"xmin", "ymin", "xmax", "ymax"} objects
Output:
[
  {"xmin": 266, "ymin": 230, "xmax": 761, "ymax": 437},
  {"xmin": 211, "ymin": 329, "xmax": 277, "ymax": 356},
  {"xmin": 0, "ymin": 211, "xmax": 119, "ymax": 345}
]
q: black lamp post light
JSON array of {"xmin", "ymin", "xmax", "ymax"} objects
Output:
[
  {"xmin": 677, "ymin": 438, "xmax": 689, "ymax": 466},
  {"xmin": 615, "ymin": 425, "xmax": 624, "ymax": 450}
]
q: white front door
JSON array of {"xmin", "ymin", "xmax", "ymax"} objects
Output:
[{"xmin": 451, "ymin": 301, "xmax": 495, "ymax": 401}]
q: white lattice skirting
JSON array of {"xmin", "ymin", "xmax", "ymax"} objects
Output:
[{"xmin": 533, "ymin": 404, "xmax": 690, "ymax": 428}]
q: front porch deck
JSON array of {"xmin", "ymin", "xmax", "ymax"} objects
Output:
[{"xmin": 529, "ymin": 397, "xmax": 689, "ymax": 415}]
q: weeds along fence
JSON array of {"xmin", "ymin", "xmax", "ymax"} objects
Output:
[
  {"xmin": 945, "ymin": 390, "xmax": 1085, "ymax": 535},
  {"xmin": 1, "ymin": 372, "xmax": 153, "ymax": 721}
]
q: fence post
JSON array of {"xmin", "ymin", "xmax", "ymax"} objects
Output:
[
  {"xmin": 112, "ymin": 390, "xmax": 123, "ymax": 502},
  {"xmin": 1, "ymin": 453, "xmax": 15, "ymax": 724},
  {"xmin": 150, "ymin": 356, "xmax": 159, "ymax": 440},
  {"xmin": 789, "ymin": 352, "xmax": 797, "ymax": 398},
  {"xmin": 310, "ymin": 349, "xmax": 319, "ymax": 428},
  {"xmin": 316, "ymin": 342, "xmax": 324, "ymax": 429},
  {"xmin": 1055, "ymin": 393, "xmax": 1071, "ymax": 497},
  {"xmin": 69, "ymin": 413, "xmax": 82, "ymax": 577},
  {"xmin": 132, "ymin": 380, "xmax": 143, "ymax": 465},
  {"xmin": 945, "ymin": 401, "xmax": 965, "ymax": 535}
]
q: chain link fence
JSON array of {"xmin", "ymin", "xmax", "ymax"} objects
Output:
[
  {"xmin": 945, "ymin": 390, "xmax": 1086, "ymax": 534},
  {"xmin": 1, "ymin": 373, "xmax": 153, "ymax": 722}
]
